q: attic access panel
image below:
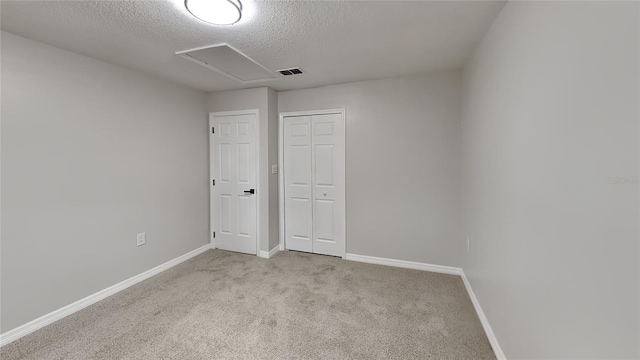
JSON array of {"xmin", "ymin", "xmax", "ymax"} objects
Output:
[{"xmin": 176, "ymin": 44, "xmax": 276, "ymax": 84}]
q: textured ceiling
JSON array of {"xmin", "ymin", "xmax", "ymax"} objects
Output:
[{"xmin": 1, "ymin": 0, "xmax": 506, "ymax": 92}]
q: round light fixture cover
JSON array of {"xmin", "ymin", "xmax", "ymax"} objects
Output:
[{"xmin": 185, "ymin": 0, "xmax": 242, "ymax": 25}]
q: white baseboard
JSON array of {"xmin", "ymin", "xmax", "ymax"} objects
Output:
[
  {"xmin": 345, "ymin": 253, "xmax": 462, "ymax": 275},
  {"xmin": 259, "ymin": 246, "xmax": 280, "ymax": 259},
  {"xmin": 1, "ymin": 245, "xmax": 504, "ymax": 359},
  {"xmin": 344, "ymin": 253, "xmax": 504, "ymax": 359},
  {"xmin": 460, "ymin": 271, "xmax": 506, "ymax": 360},
  {"xmin": 0, "ymin": 243, "xmax": 212, "ymax": 347}
]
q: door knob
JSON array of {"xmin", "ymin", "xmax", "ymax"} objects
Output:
[{"xmin": 244, "ymin": 189, "xmax": 255, "ymax": 195}]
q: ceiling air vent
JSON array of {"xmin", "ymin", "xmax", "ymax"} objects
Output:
[{"xmin": 278, "ymin": 68, "xmax": 303, "ymax": 76}]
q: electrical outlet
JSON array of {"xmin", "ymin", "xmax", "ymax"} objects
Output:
[
  {"xmin": 137, "ymin": 232, "xmax": 146, "ymax": 247},
  {"xmin": 271, "ymin": 164, "xmax": 278, "ymax": 174},
  {"xmin": 467, "ymin": 237, "xmax": 471, "ymax": 253}
]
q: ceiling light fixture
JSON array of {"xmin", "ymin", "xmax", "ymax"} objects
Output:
[{"xmin": 185, "ymin": 0, "xmax": 242, "ymax": 25}]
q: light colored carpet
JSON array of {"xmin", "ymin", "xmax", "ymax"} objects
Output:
[{"xmin": 1, "ymin": 250, "xmax": 495, "ymax": 360}]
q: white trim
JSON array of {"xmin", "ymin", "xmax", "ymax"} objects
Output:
[
  {"xmin": 258, "ymin": 246, "xmax": 280, "ymax": 259},
  {"xmin": 278, "ymin": 109, "xmax": 347, "ymax": 257},
  {"xmin": 344, "ymin": 252, "xmax": 505, "ymax": 359},
  {"xmin": 279, "ymin": 109, "xmax": 345, "ymax": 118},
  {"xmin": 209, "ymin": 110, "xmax": 261, "ymax": 256},
  {"xmin": 278, "ymin": 111, "xmax": 285, "ymax": 252},
  {"xmin": 209, "ymin": 109, "xmax": 260, "ymax": 118},
  {"xmin": 0, "ymin": 244, "xmax": 212, "ymax": 347},
  {"xmin": 461, "ymin": 271, "xmax": 506, "ymax": 360},
  {"xmin": 345, "ymin": 253, "xmax": 462, "ymax": 275}
]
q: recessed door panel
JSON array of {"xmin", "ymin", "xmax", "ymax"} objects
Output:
[
  {"xmin": 291, "ymin": 123, "xmax": 309, "ymax": 137},
  {"xmin": 314, "ymin": 145, "xmax": 334, "ymax": 187},
  {"xmin": 314, "ymin": 199, "xmax": 334, "ymax": 242},
  {"xmin": 237, "ymin": 122, "xmax": 249, "ymax": 136},
  {"xmin": 220, "ymin": 144, "xmax": 232, "ymax": 182},
  {"xmin": 291, "ymin": 146, "xmax": 310, "ymax": 185},
  {"xmin": 291, "ymin": 198, "xmax": 312, "ymax": 239},
  {"xmin": 220, "ymin": 194, "xmax": 232, "ymax": 234},
  {"xmin": 238, "ymin": 195, "xmax": 250, "ymax": 237},
  {"xmin": 314, "ymin": 122, "xmax": 334, "ymax": 136},
  {"xmin": 237, "ymin": 143, "xmax": 249, "ymax": 183}
]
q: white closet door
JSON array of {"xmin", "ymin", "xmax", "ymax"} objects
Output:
[
  {"xmin": 283, "ymin": 112, "xmax": 345, "ymax": 257},
  {"xmin": 311, "ymin": 113, "xmax": 345, "ymax": 257},
  {"xmin": 283, "ymin": 116, "xmax": 313, "ymax": 253}
]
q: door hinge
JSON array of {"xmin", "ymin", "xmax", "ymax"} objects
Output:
[
  {"xmin": 212, "ymin": 179, "xmax": 215, "ymax": 186},
  {"xmin": 213, "ymin": 232, "xmax": 216, "ymax": 238},
  {"xmin": 212, "ymin": 127, "xmax": 215, "ymax": 134}
]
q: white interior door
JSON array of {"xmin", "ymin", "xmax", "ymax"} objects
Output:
[
  {"xmin": 283, "ymin": 112, "xmax": 345, "ymax": 257},
  {"xmin": 211, "ymin": 112, "xmax": 257, "ymax": 255}
]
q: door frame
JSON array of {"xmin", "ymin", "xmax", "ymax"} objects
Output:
[
  {"xmin": 278, "ymin": 109, "xmax": 346, "ymax": 258},
  {"xmin": 209, "ymin": 109, "xmax": 261, "ymax": 255}
]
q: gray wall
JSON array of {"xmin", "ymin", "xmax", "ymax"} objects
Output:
[
  {"xmin": 1, "ymin": 32, "xmax": 210, "ymax": 332},
  {"xmin": 279, "ymin": 72, "xmax": 463, "ymax": 266},
  {"xmin": 207, "ymin": 88, "xmax": 279, "ymax": 252},
  {"xmin": 267, "ymin": 88, "xmax": 279, "ymax": 251},
  {"xmin": 461, "ymin": 2, "xmax": 639, "ymax": 358}
]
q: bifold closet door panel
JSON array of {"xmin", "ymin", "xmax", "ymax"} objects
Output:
[
  {"xmin": 310, "ymin": 114, "xmax": 345, "ymax": 257},
  {"xmin": 283, "ymin": 116, "xmax": 313, "ymax": 253}
]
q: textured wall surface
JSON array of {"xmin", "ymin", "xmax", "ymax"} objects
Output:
[
  {"xmin": 461, "ymin": 2, "xmax": 639, "ymax": 358},
  {"xmin": 1, "ymin": 32, "xmax": 210, "ymax": 332}
]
